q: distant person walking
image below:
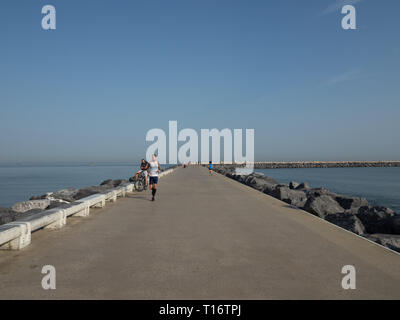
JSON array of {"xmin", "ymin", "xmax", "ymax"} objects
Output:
[
  {"xmin": 208, "ymin": 161, "xmax": 213, "ymax": 175},
  {"xmin": 148, "ymin": 154, "xmax": 161, "ymax": 201}
]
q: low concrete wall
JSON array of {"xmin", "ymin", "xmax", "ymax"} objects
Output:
[{"xmin": 0, "ymin": 167, "xmax": 177, "ymax": 250}]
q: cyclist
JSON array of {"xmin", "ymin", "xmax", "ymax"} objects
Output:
[{"xmin": 135, "ymin": 158, "xmax": 149, "ymax": 189}]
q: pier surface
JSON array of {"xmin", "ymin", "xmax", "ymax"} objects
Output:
[{"xmin": 0, "ymin": 166, "xmax": 399, "ymax": 299}]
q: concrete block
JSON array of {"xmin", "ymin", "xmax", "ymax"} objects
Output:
[
  {"xmin": 105, "ymin": 190, "xmax": 117, "ymax": 202},
  {"xmin": 71, "ymin": 202, "xmax": 90, "ymax": 217},
  {"xmin": 44, "ymin": 210, "xmax": 67, "ymax": 230},
  {"xmin": 115, "ymin": 187, "xmax": 126, "ymax": 198},
  {"xmin": 0, "ymin": 222, "xmax": 31, "ymax": 250},
  {"xmin": 92, "ymin": 199, "xmax": 106, "ymax": 208},
  {"xmin": 125, "ymin": 184, "xmax": 134, "ymax": 192},
  {"xmin": 64, "ymin": 202, "xmax": 90, "ymax": 217},
  {"xmin": 78, "ymin": 194, "xmax": 106, "ymax": 208},
  {"xmin": 20, "ymin": 208, "xmax": 67, "ymax": 231}
]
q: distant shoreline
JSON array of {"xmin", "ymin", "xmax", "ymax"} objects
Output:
[
  {"xmin": 250, "ymin": 161, "xmax": 400, "ymax": 169},
  {"xmin": 0, "ymin": 161, "xmax": 400, "ymax": 169}
]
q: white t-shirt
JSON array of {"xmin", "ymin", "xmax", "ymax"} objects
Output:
[{"xmin": 148, "ymin": 161, "xmax": 159, "ymax": 177}]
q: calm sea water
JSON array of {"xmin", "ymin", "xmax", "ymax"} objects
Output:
[
  {"xmin": 0, "ymin": 164, "xmax": 157, "ymax": 208},
  {"xmin": 256, "ymin": 167, "xmax": 400, "ymax": 213},
  {"xmin": 1, "ymin": 165, "xmax": 399, "ymax": 213}
]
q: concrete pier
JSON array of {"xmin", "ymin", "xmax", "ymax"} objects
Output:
[{"xmin": 0, "ymin": 166, "xmax": 399, "ymax": 299}]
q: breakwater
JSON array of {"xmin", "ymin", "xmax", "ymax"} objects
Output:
[
  {"xmin": 213, "ymin": 165, "xmax": 400, "ymax": 253},
  {"xmin": 252, "ymin": 161, "xmax": 400, "ymax": 169}
]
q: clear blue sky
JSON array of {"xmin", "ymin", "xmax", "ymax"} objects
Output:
[{"xmin": 0, "ymin": 0, "xmax": 399, "ymax": 164}]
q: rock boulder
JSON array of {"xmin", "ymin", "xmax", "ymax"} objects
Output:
[
  {"xmin": 11, "ymin": 199, "xmax": 50, "ymax": 213},
  {"xmin": 303, "ymin": 195, "xmax": 344, "ymax": 218}
]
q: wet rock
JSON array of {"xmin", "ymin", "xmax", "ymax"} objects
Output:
[
  {"xmin": 11, "ymin": 199, "xmax": 51, "ymax": 213},
  {"xmin": 303, "ymin": 195, "xmax": 344, "ymax": 218},
  {"xmin": 325, "ymin": 213, "xmax": 366, "ymax": 235},
  {"xmin": 356, "ymin": 206, "xmax": 396, "ymax": 234}
]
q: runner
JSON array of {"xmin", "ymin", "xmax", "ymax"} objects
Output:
[
  {"xmin": 148, "ymin": 154, "xmax": 161, "ymax": 201},
  {"xmin": 208, "ymin": 161, "xmax": 213, "ymax": 175}
]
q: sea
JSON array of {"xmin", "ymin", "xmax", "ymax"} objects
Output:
[
  {"xmin": 256, "ymin": 167, "xmax": 400, "ymax": 213},
  {"xmin": 0, "ymin": 164, "xmax": 399, "ymax": 213},
  {"xmin": 0, "ymin": 163, "xmax": 152, "ymax": 208}
]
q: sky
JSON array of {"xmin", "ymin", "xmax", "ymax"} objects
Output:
[{"xmin": 0, "ymin": 0, "xmax": 399, "ymax": 164}]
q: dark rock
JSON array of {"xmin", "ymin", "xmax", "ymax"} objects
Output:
[
  {"xmin": 306, "ymin": 187, "xmax": 336, "ymax": 198},
  {"xmin": 0, "ymin": 207, "xmax": 17, "ymax": 225},
  {"xmin": 325, "ymin": 213, "xmax": 366, "ymax": 235},
  {"xmin": 389, "ymin": 216, "xmax": 400, "ymax": 234},
  {"xmin": 52, "ymin": 188, "xmax": 78, "ymax": 202},
  {"xmin": 100, "ymin": 179, "xmax": 128, "ymax": 188},
  {"xmin": 335, "ymin": 195, "xmax": 368, "ymax": 211},
  {"xmin": 73, "ymin": 185, "xmax": 112, "ymax": 200},
  {"xmin": 356, "ymin": 206, "xmax": 396, "ymax": 234},
  {"xmin": 100, "ymin": 179, "xmax": 113, "ymax": 186},
  {"xmin": 29, "ymin": 194, "xmax": 48, "ymax": 200},
  {"xmin": 271, "ymin": 186, "xmax": 307, "ymax": 207},
  {"xmin": 296, "ymin": 182, "xmax": 311, "ymax": 190},
  {"xmin": 0, "ymin": 207, "xmax": 40, "ymax": 225},
  {"xmin": 303, "ymin": 195, "xmax": 344, "ymax": 218},
  {"xmin": 363, "ymin": 234, "xmax": 400, "ymax": 253},
  {"xmin": 263, "ymin": 182, "xmax": 278, "ymax": 195},
  {"xmin": 289, "ymin": 181, "xmax": 300, "ymax": 189},
  {"xmin": 251, "ymin": 172, "xmax": 264, "ymax": 178},
  {"xmin": 235, "ymin": 175, "xmax": 246, "ymax": 183},
  {"xmin": 263, "ymin": 176, "xmax": 279, "ymax": 185},
  {"xmin": 111, "ymin": 179, "xmax": 128, "ymax": 187},
  {"xmin": 247, "ymin": 177, "xmax": 277, "ymax": 192}
]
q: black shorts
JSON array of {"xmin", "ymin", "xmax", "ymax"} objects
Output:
[{"xmin": 149, "ymin": 176, "xmax": 159, "ymax": 185}]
